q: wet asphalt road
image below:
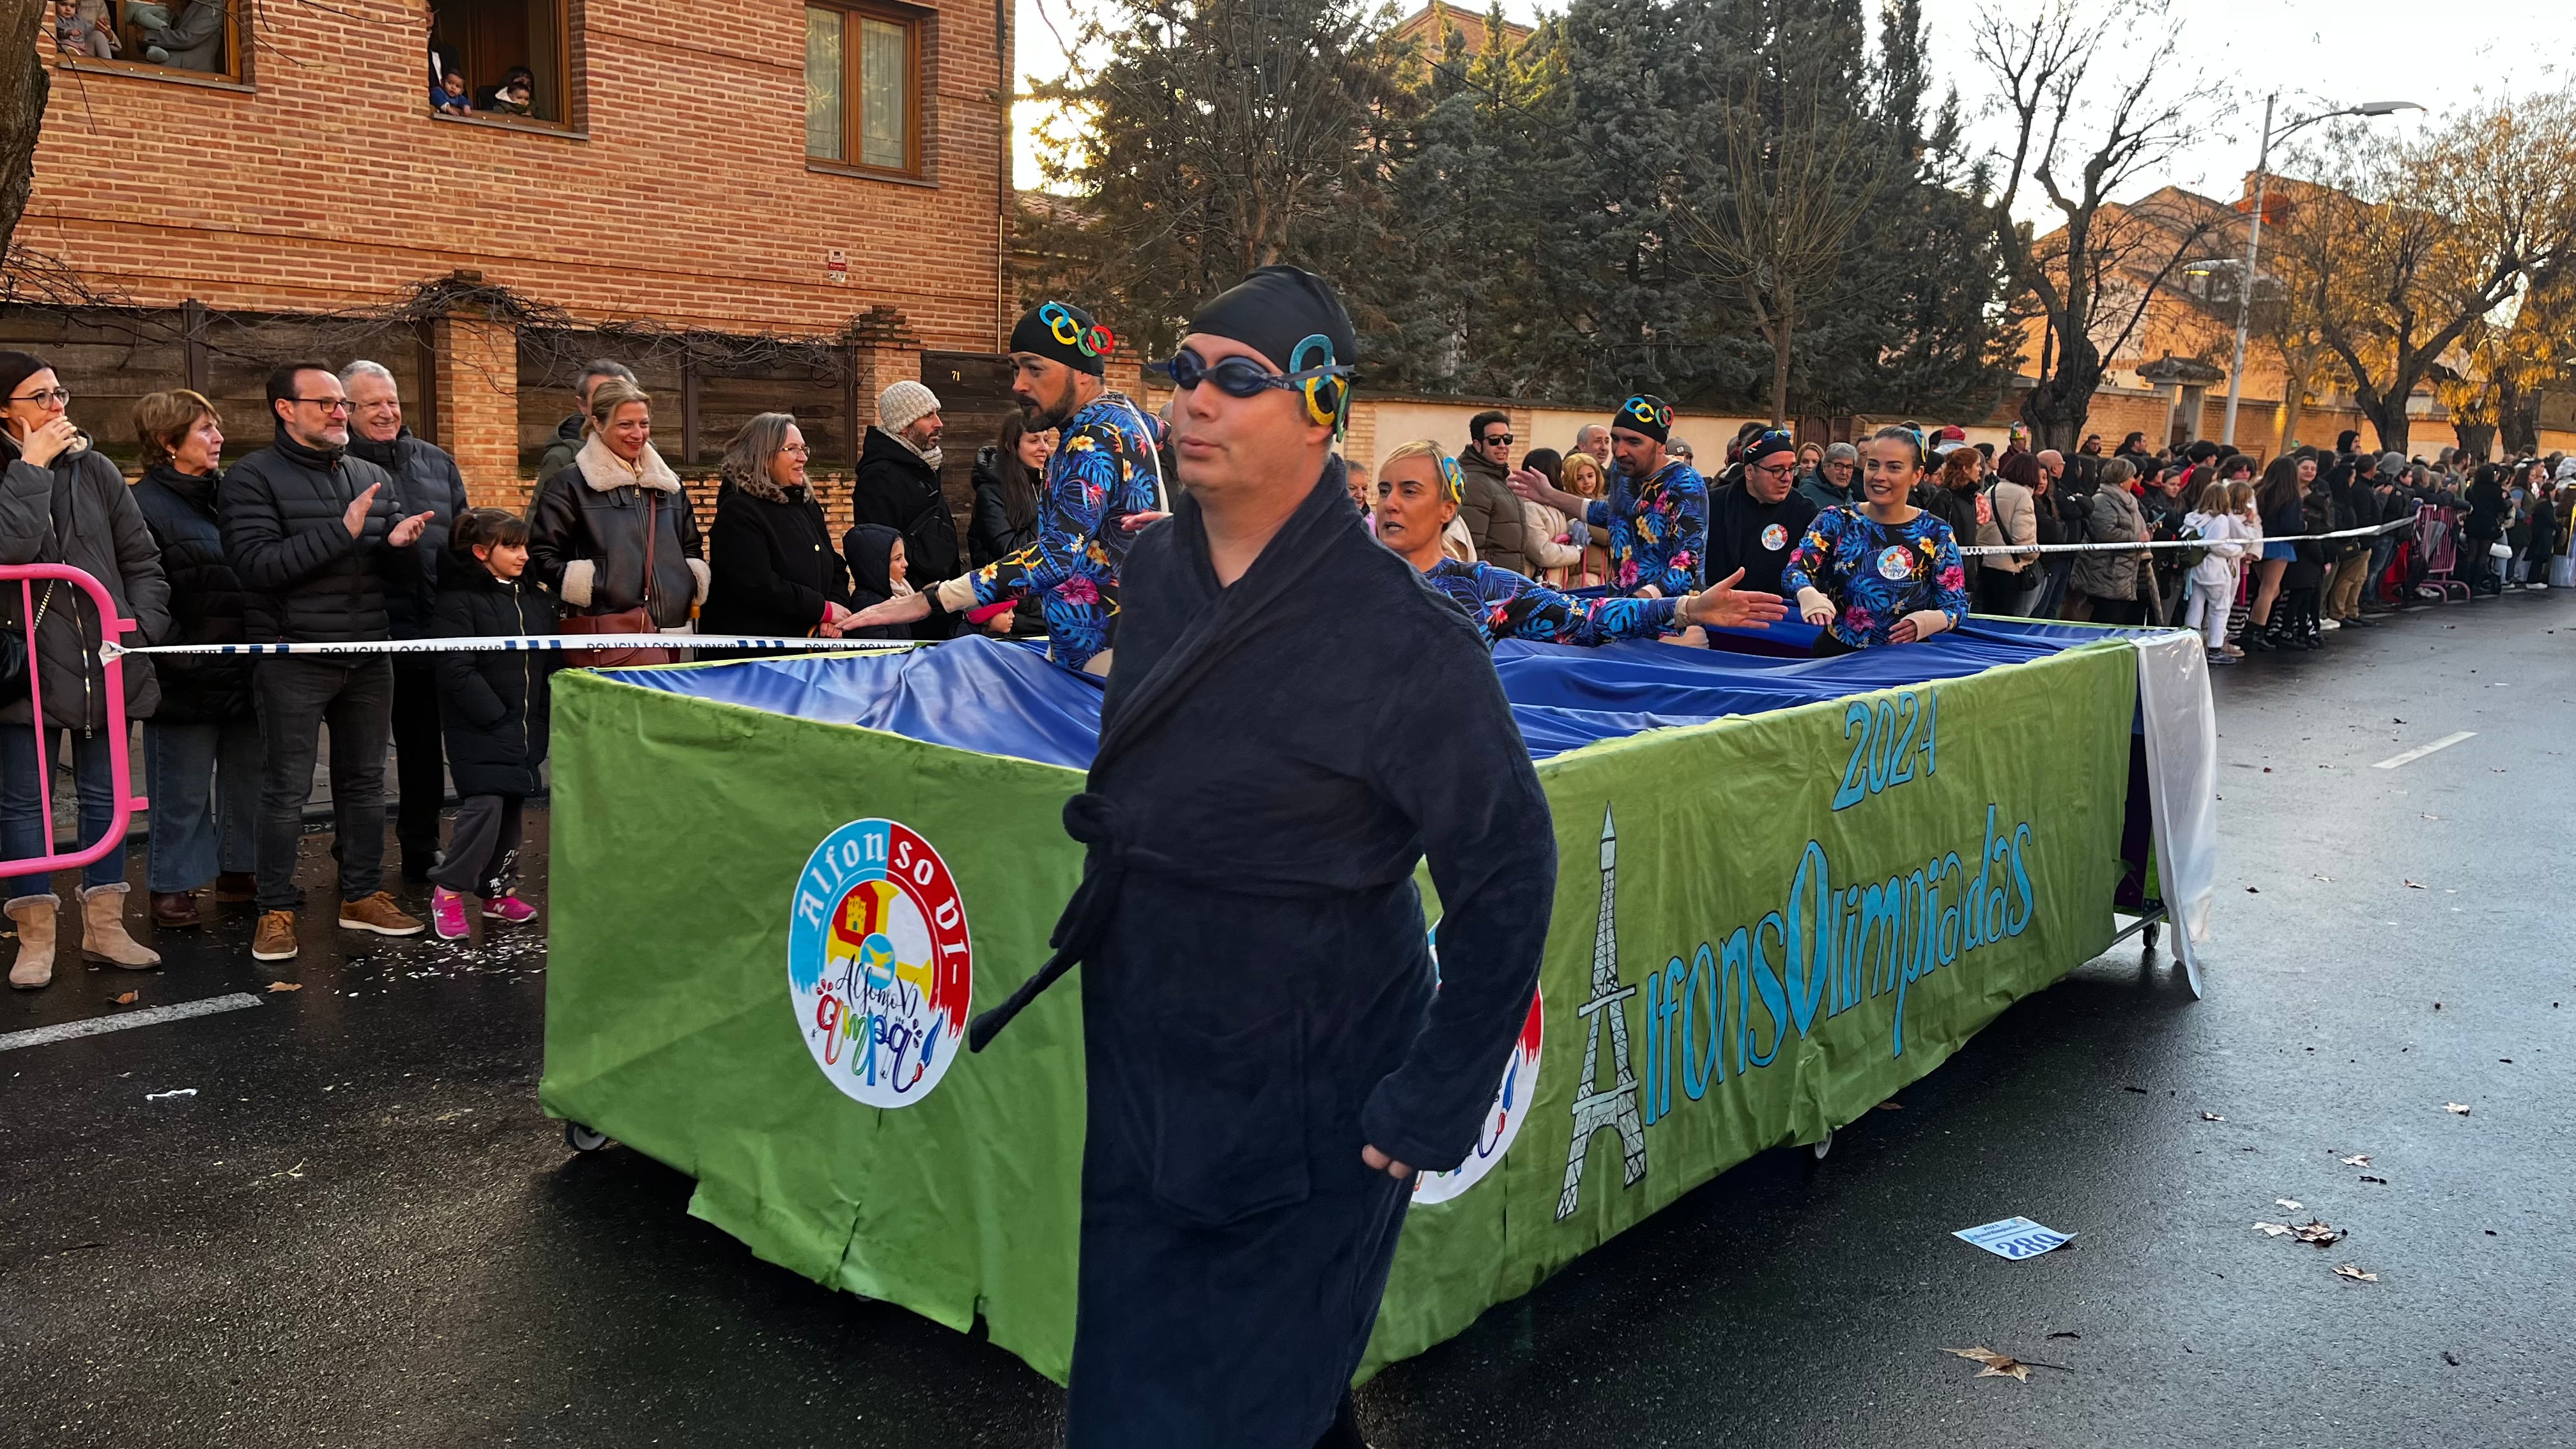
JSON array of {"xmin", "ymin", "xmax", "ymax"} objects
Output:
[{"xmin": 3, "ymin": 595, "xmax": 2568, "ymax": 1449}]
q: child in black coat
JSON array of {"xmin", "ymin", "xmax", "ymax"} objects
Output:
[{"xmin": 427, "ymin": 509, "xmax": 560, "ymax": 938}]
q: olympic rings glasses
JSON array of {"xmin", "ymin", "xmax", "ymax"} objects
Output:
[{"xmin": 1154, "ymin": 347, "xmax": 1353, "ymax": 400}]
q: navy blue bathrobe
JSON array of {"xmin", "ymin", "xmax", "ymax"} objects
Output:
[{"xmin": 1027, "ymin": 456, "xmax": 1556, "ymax": 1447}]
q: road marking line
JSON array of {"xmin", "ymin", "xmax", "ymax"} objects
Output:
[
  {"xmin": 0, "ymin": 992, "xmax": 263, "ymax": 1054},
  {"xmin": 2372, "ymin": 732, "xmax": 2477, "ymax": 770}
]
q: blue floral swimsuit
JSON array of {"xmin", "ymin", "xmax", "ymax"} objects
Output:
[
  {"xmin": 958, "ymin": 391, "xmax": 1162, "ymax": 671},
  {"xmin": 1782, "ymin": 506, "xmax": 1970, "ymax": 647},
  {"xmin": 1422, "ymin": 559, "xmax": 1678, "ymax": 648},
  {"xmin": 1586, "ymin": 459, "xmax": 1708, "ymax": 596}
]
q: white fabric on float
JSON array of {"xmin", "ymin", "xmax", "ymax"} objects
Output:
[{"xmin": 2131, "ymin": 629, "xmax": 2217, "ymax": 997}]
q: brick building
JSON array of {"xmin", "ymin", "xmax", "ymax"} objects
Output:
[{"xmin": 15, "ymin": 0, "xmax": 1018, "ymax": 511}]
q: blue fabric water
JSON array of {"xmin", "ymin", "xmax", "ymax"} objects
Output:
[{"xmin": 602, "ymin": 618, "xmax": 2147, "ymax": 770}]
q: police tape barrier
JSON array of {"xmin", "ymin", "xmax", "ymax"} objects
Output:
[
  {"xmin": 102, "ymin": 635, "xmax": 913, "ymax": 659},
  {"xmin": 1951, "ymin": 512, "xmax": 2416, "ymax": 558}
]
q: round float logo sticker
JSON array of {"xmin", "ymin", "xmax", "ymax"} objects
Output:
[
  {"xmin": 1759, "ymin": 523, "xmax": 1788, "ymax": 552},
  {"xmin": 788, "ymin": 819, "xmax": 972, "ymax": 1107},
  {"xmin": 1411, "ymin": 926, "xmax": 1545, "ymax": 1206},
  {"xmin": 1876, "ymin": 544, "xmax": 1915, "ymax": 581}
]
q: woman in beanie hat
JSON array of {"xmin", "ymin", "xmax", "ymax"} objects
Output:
[{"xmin": 0, "ymin": 349, "xmax": 171, "ymax": 988}]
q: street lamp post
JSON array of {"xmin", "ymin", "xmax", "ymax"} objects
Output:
[{"xmin": 2220, "ymin": 96, "xmax": 2423, "ymax": 447}]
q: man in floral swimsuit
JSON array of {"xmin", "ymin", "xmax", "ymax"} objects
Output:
[
  {"xmin": 1509, "ymin": 393, "xmax": 1708, "ymax": 598},
  {"xmin": 845, "ymin": 299, "xmax": 1161, "ymax": 674}
]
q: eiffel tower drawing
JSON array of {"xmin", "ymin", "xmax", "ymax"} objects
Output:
[{"xmin": 1557, "ymin": 802, "xmax": 1648, "ymax": 1220}]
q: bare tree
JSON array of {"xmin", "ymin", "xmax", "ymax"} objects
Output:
[
  {"xmin": 2271, "ymin": 98, "xmax": 2576, "ymax": 452},
  {"xmin": 1674, "ymin": 5, "xmax": 1890, "ymax": 425},
  {"xmin": 1970, "ymin": 0, "xmax": 2228, "ymax": 451}
]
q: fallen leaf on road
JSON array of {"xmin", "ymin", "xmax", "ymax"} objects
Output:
[
  {"xmin": 2122, "ymin": 1085, "xmax": 2149, "ymax": 1094},
  {"xmin": 2360, "ymin": 1175, "xmax": 2389, "ymax": 1184},
  {"xmin": 2334, "ymin": 1264, "xmax": 2379, "ymax": 1282},
  {"xmin": 2253, "ymin": 1222, "xmax": 2293, "ymax": 1237},
  {"xmin": 2048, "ymin": 1331, "xmax": 2081, "ymax": 1340},
  {"xmin": 2245, "ymin": 885, "xmax": 2259, "ymax": 893},
  {"xmin": 2201, "ymin": 1112, "xmax": 2225, "ymax": 1122},
  {"xmin": 265, "ymin": 981, "xmax": 302, "ymax": 993},
  {"xmin": 2404, "ymin": 879, "xmax": 2426, "ymax": 889},
  {"xmin": 2275, "ymin": 1199, "xmax": 2304, "ymax": 1211},
  {"xmin": 112, "ymin": 991, "xmax": 136, "ymax": 1005},
  {"xmin": 2294, "ymin": 1220, "xmax": 2345, "ymax": 1246},
  {"xmin": 2312, "ymin": 873, "xmax": 2333, "ymax": 882},
  {"xmin": 2443, "ymin": 1351, "xmax": 2462, "ymax": 1366},
  {"xmin": 2445, "ymin": 1103, "xmax": 2471, "ymax": 1115},
  {"xmin": 2340, "ymin": 1154, "xmax": 2371, "ymax": 1167},
  {"xmin": 1942, "ymin": 1347, "xmax": 2033, "ymax": 1383},
  {"xmin": 1873, "ymin": 1101, "xmax": 1903, "ymax": 1111}
]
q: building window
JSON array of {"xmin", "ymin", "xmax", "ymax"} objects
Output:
[
  {"xmin": 429, "ymin": 0, "xmax": 573, "ymax": 126},
  {"xmin": 49, "ymin": 1, "xmax": 242, "ymax": 83},
  {"xmin": 806, "ymin": 2, "xmax": 919, "ymax": 174}
]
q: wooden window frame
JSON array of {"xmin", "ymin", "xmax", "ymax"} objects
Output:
[
  {"xmin": 427, "ymin": 0, "xmax": 579, "ymax": 135},
  {"xmin": 804, "ymin": 0, "xmax": 923, "ymax": 180},
  {"xmin": 52, "ymin": 0, "xmax": 250, "ymax": 90}
]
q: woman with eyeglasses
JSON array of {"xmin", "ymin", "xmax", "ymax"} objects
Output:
[
  {"xmin": 0, "ymin": 351, "xmax": 171, "ymax": 988},
  {"xmin": 696, "ymin": 412, "xmax": 854, "ymax": 657},
  {"xmin": 1784, "ymin": 425, "xmax": 1968, "ymax": 655}
]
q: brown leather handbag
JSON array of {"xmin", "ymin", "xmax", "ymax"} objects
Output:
[{"xmin": 560, "ymin": 491, "xmax": 673, "ymax": 667}]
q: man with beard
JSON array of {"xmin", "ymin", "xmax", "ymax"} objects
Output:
[
  {"xmin": 843, "ymin": 300, "xmax": 1160, "ymax": 673},
  {"xmin": 1506, "ymin": 394, "xmax": 1707, "ymax": 597},
  {"xmin": 1701, "ymin": 427, "xmax": 1818, "ymax": 601},
  {"xmin": 966, "ymin": 267, "xmax": 1554, "ymax": 1448}
]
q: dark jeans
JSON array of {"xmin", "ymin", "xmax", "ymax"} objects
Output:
[
  {"xmin": 1974, "ymin": 567, "xmax": 2032, "ymax": 617},
  {"xmin": 428, "ymin": 793, "xmax": 522, "ymax": 898},
  {"xmin": 142, "ymin": 718, "xmax": 260, "ymax": 893},
  {"xmin": 254, "ymin": 656, "xmax": 393, "ymax": 912},
  {"xmin": 0, "ymin": 728, "xmax": 125, "ymax": 902},
  {"xmin": 392, "ymin": 660, "xmax": 448, "ymax": 873}
]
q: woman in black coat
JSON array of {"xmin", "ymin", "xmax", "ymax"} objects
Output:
[
  {"xmin": 130, "ymin": 389, "xmax": 258, "ymax": 928},
  {"xmin": 968, "ymin": 414, "xmax": 1053, "ymax": 638},
  {"xmin": 0, "ymin": 351, "xmax": 170, "ymax": 987},
  {"xmin": 525, "ymin": 378, "xmax": 708, "ymax": 638},
  {"xmin": 696, "ymin": 413, "xmax": 852, "ymax": 658}
]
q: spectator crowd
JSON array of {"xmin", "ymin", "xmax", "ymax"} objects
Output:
[{"xmin": 1, "ymin": 314, "xmax": 2566, "ymax": 993}]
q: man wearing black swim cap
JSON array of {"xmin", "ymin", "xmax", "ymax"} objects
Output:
[
  {"xmin": 1703, "ymin": 427, "xmax": 1819, "ymax": 605},
  {"xmin": 1510, "ymin": 392, "xmax": 1709, "ymax": 598},
  {"xmin": 964, "ymin": 266, "xmax": 1555, "ymax": 1448},
  {"xmin": 841, "ymin": 298, "xmax": 1161, "ymax": 671}
]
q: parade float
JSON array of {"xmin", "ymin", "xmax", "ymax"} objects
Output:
[{"xmin": 537, "ymin": 620, "xmax": 2216, "ymax": 1382}]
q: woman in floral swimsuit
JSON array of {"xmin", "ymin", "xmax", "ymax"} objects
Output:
[{"xmin": 1784, "ymin": 425, "xmax": 1970, "ymax": 656}]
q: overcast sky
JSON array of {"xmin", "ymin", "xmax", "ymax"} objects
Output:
[{"xmin": 1011, "ymin": 0, "xmax": 2574, "ymax": 197}]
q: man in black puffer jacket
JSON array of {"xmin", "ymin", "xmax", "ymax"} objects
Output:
[
  {"xmin": 342, "ymin": 360, "xmax": 470, "ymax": 881},
  {"xmin": 220, "ymin": 360, "xmax": 434, "ymax": 963}
]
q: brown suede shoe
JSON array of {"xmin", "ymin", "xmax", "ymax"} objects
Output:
[
  {"xmin": 151, "ymin": 891, "xmax": 201, "ymax": 928},
  {"xmin": 213, "ymin": 872, "xmax": 257, "ymax": 903},
  {"xmin": 251, "ymin": 909, "xmax": 298, "ymax": 963},
  {"xmin": 337, "ymin": 891, "xmax": 424, "ymax": 937}
]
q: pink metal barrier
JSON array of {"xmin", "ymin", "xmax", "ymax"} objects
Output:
[{"xmin": 4, "ymin": 562, "xmax": 146, "ymax": 877}]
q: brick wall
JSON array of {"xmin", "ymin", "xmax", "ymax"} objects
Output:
[{"xmin": 25, "ymin": 1, "xmax": 1011, "ymax": 346}]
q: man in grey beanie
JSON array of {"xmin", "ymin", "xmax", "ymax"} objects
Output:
[{"xmin": 849, "ymin": 378, "xmax": 961, "ymax": 633}]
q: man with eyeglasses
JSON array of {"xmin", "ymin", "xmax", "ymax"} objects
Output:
[
  {"xmin": 843, "ymin": 299, "xmax": 1158, "ymax": 673},
  {"xmin": 1508, "ymin": 393, "xmax": 1708, "ymax": 599},
  {"xmin": 219, "ymin": 361, "xmax": 436, "ymax": 963},
  {"xmin": 1454, "ymin": 410, "xmax": 1530, "ymax": 576},
  {"xmin": 966, "ymin": 266, "xmax": 1553, "ymax": 1449},
  {"xmin": 341, "ymin": 360, "xmax": 469, "ymax": 881},
  {"xmin": 1703, "ymin": 428, "xmax": 1820, "ymax": 604}
]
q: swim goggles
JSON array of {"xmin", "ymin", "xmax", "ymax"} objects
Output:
[{"xmin": 1154, "ymin": 346, "xmax": 1354, "ymax": 401}]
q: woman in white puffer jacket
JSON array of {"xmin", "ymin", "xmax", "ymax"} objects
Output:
[{"xmin": 2182, "ymin": 477, "xmax": 2251, "ymax": 663}]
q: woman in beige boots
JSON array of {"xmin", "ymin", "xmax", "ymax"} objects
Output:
[{"xmin": 0, "ymin": 350, "xmax": 170, "ymax": 988}]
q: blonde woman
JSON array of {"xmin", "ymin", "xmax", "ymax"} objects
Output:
[
  {"xmin": 1558, "ymin": 450, "xmax": 1611, "ymax": 586},
  {"xmin": 526, "ymin": 378, "xmax": 708, "ymax": 657}
]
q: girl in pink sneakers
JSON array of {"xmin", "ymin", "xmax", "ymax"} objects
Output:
[{"xmin": 425, "ymin": 509, "xmax": 558, "ymax": 939}]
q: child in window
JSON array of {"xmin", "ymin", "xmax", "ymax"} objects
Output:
[
  {"xmin": 52, "ymin": 0, "xmax": 118, "ymax": 59},
  {"xmin": 430, "ymin": 71, "xmax": 470, "ymax": 114},
  {"xmin": 484, "ymin": 77, "xmax": 533, "ymax": 116}
]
